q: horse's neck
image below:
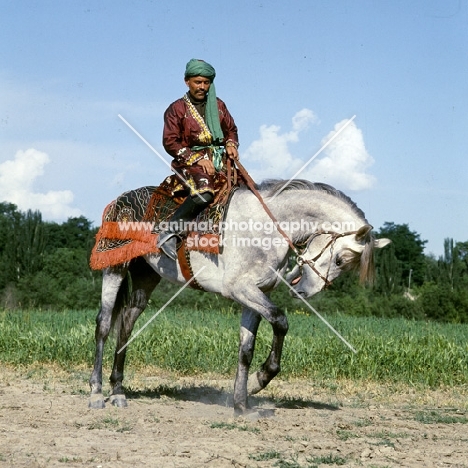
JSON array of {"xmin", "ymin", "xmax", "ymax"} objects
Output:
[{"xmin": 258, "ymin": 189, "xmax": 363, "ymax": 239}]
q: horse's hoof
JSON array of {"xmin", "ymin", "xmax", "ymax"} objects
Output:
[
  {"xmin": 110, "ymin": 394, "xmax": 128, "ymax": 408},
  {"xmin": 234, "ymin": 407, "xmax": 276, "ymax": 420},
  {"xmin": 88, "ymin": 393, "xmax": 106, "ymax": 409},
  {"xmin": 234, "ymin": 407, "xmax": 246, "ymax": 418}
]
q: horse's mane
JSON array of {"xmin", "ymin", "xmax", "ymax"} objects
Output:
[{"xmin": 252, "ymin": 179, "xmax": 367, "ymax": 220}]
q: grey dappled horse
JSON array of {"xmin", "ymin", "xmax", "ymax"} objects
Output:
[{"xmin": 89, "ymin": 180, "xmax": 390, "ymax": 415}]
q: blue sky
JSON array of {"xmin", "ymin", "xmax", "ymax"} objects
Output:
[{"xmin": 1, "ymin": 0, "xmax": 467, "ymax": 257}]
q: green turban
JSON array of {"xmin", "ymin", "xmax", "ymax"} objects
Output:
[
  {"xmin": 184, "ymin": 58, "xmax": 216, "ymax": 81},
  {"xmin": 184, "ymin": 59, "xmax": 223, "ymax": 143}
]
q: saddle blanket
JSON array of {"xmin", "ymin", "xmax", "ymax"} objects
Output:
[{"xmin": 90, "ymin": 175, "xmax": 233, "ymax": 270}]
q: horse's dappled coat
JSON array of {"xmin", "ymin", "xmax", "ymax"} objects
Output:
[{"xmin": 88, "ymin": 179, "xmax": 390, "ymax": 415}]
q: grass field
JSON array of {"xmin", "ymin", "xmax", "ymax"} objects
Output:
[{"xmin": 1, "ymin": 307, "xmax": 467, "ymax": 388}]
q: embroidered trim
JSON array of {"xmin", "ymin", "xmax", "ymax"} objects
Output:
[
  {"xmin": 183, "ymin": 94, "xmax": 213, "ymax": 145},
  {"xmin": 177, "ymin": 239, "xmax": 205, "ymax": 290},
  {"xmin": 186, "ymin": 151, "xmax": 204, "ymax": 166}
]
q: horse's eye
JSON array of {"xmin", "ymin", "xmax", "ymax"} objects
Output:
[{"xmin": 335, "ymin": 256, "xmax": 342, "ymax": 267}]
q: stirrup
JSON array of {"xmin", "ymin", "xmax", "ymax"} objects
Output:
[{"xmin": 157, "ymin": 232, "xmax": 179, "ymax": 261}]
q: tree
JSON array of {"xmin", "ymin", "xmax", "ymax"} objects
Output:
[
  {"xmin": 425, "ymin": 239, "xmax": 468, "ymax": 290},
  {"xmin": 376, "ymin": 222, "xmax": 427, "ymax": 287},
  {"xmin": 18, "ymin": 247, "xmax": 102, "ymax": 309},
  {"xmin": 0, "ymin": 206, "xmax": 100, "ymax": 308},
  {"xmin": 454, "ymin": 240, "xmax": 468, "ymax": 288},
  {"xmin": 44, "ymin": 216, "xmax": 97, "ymax": 251},
  {"xmin": 375, "ymin": 242, "xmax": 403, "ymax": 296},
  {"xmin": 16, "ymin": 209, "xmax": 46, "ymax": 278},
  {"xmin": 0, "ymin": 205, "xmax": 45, "ymax": 283},
  {"xmin": 0, "ymin": 202, "xmax": 22, "ymax": 287}
]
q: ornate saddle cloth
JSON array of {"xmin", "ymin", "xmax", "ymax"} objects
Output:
[{"xmin": 90, "ymin": 173, "xmax": 236, "ymax": 270}]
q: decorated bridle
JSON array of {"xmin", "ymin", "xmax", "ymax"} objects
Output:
[
  {"xmin": 294, "ymin": 230, "xmax": 359, "ymax": 288},
  {"xmin": 232, "ymin": 160, "xmax": 360, "ymax": 288}
]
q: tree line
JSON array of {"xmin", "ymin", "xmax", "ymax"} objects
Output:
[
  {"xmin": 0, "ymin": 202, "xmax": 101, "ymax": 310},
  {"xmin": 1, "ymin": 202, "xmax": 467, "ymax": 322}
]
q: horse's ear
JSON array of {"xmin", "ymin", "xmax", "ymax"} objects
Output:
[
  {"xmin": 374, "ymin": 238, "xmax": 391, "ymax": 249},
  {"xmin": 355, "ymin": 224, "xmax": 373, "ymax": 241}
]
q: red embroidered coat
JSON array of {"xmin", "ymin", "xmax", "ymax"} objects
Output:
[{"xmin": 162, "ymin": 95, "xmax": 239, "ymax": 167}]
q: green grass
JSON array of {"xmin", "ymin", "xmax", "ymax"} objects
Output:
[
  {"xmin": 58, "ymin": 457, "xmax": 83, "ymax": 463},
  {"xmin": 209, "ymin": 421, "xmax": 260, "ymax": 433},
  {"xmin": 253, "ymin": 453, "xmax": 348, "ymax": 468},
  {"xmin": 413, "ymin": 410, "xmax": 468, "ymax": 424},
  {"xmin": 83, "ymin": 416, "xmax": 133, "ymax": 432},
  {"xmin": 336, "ymin": 429, "xmax": 360, "ymax": 440},
  {"xmin": 0, "ymin": 307, "xmax": 467, "ymax": 387},
  {"xmin": 352, "ymin": 417, "xmax": 373, "ymax": 427},
  {"xmin": 309, "ymin": 453, "xmax": 347, "ymax": 465},
  {"xmin": 249, "ymin": 450, "xmax": 282, "ymax": 461}
]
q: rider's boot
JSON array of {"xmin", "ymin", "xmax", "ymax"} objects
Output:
[{"xmin": 157, "ymin": 192, "xmax": 213, "ymax": 261}]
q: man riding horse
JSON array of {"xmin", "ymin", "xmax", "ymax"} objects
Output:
[
  {"xmin": 88, "ymin": 61, "xmax": 392, "ymax": 414},
  {"xmin": 157, "ymin": 59, "xmax": 240, "ymax": 260}
]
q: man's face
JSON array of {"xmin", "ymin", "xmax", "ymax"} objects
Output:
[{"xmin": 185, "ymin": 76, "xmax": 211, "ymax": 101}]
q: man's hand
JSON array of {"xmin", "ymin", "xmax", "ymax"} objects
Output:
[
  {"xmin": 226, "ymin": 145, "xmax": 239, "ymax": 161},
  {"xmin": 196, "ymin": 158, "xmax": 216, "ymax": 175}
]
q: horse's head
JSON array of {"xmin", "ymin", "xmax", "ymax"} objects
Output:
[{"xmin": 287, "ymin": 224, "xmax": 391, "ymax": 298}]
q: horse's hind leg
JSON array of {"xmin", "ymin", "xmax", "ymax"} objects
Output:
[
  {"xmin": 89, "ymin": 266, "xmax": 128, "ymax": 409},
  {"xmin": 109, "ymin": 257, "xmax": 161, "ymax": 407}
]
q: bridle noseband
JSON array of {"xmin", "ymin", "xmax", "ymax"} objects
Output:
[{"xmin": 295, "ymin": 230, "xmax": 358, "ymax": 288}]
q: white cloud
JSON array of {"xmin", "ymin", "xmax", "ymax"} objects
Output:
[
  {"xmin": 0, "ymin": 148, "xmax": 81, "ymax": 220},
  {"xmin": 292, "ymin": 108, "xmax": 319, "ymax": 132},
  {"xmin": 242, "ymin": 109, "xmax": 318, "ymax": 178},
  {"xmin": 242, "ymin": 111, "xmax": 376, "ymax": 191},
  {"xmin": 307, "ymin": 119, "xmax": 376, "ymax": 190}
]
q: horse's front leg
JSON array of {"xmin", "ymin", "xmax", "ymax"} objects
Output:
[
  {"xmin": 247, "ymin": 322, "xmax": 288, "ymax": 396},
  {"xmin": 108, "ymin": 306, "xmax": 143, "ymax": 408},
  {"xmin": 109, "ymin": 259, "xmax": 160, "ymax": 407},
  {"xmin": 231, "ymin": 284, "xmax": 289, "ymax": 412},
  {"xmin": 233, "ymin": 308, "xmax": 261, "ymax": 416}
]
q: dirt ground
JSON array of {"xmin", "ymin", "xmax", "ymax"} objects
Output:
[{"xmin": 1, "ymin": 365, "xmax": 467, "ymax": 468}]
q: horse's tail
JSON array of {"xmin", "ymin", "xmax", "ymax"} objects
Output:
[{"xmin": 110, "ymin": 271, "xmax": 130, "ymax": 334}]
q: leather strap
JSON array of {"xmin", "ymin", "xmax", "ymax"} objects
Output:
[
  {"xmin": 234, "ymin": 160, "xmax": 300, "ymax": 256},
  {"xmin": 227, "ymin": 158, "xmax": 232, "ymax": 192},
  {"xmin": 177, "ymin": 240, "xmax": 204, "ymax": 290}
]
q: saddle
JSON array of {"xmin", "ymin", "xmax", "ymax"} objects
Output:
[{"xmin": 89, "ymin": 171, "xmax": 238, "ymax": 271}]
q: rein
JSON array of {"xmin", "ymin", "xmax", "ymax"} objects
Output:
[
  {"xmin": 234, "ymin": 160, "xmax": 359, "ymax": 288},
  {"xmin": 296, "ymin": 230, "xmax": 358, "ymax": 287},
  {"xmin": 234, "ymin": 160, "xmax": 301, "ymax": 256}
]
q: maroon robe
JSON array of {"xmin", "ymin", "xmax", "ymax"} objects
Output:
[{"xmin": 162, "ymin": 94, "xmax": 239, "ymax": 196}]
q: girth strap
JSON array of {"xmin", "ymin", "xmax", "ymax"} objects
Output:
[{"xmin": 177, "ymin": 240, "xmax": 205, "ymax": 290}]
